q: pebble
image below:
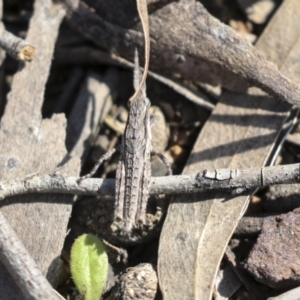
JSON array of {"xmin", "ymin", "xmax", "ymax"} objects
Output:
[
  {"xmin": 109, "ymin": 263, "xmax": 157, "ymax": 300},
  {"xmin": 243, "ymin": 208, "xmax": 300, "ymax": 289}
]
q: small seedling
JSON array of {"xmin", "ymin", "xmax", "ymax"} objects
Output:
[{"xmin": 70, "ymin": 234, "xmax": 108, "ymax": 300}]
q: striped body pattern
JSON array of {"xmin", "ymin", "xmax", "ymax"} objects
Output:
[{"xmin": 114, "ymin": 52, "xmax": 152, "ymax": 231}]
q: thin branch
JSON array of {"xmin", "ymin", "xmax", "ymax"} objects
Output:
[
  {"xmin": 148, "ymin": 68, "xmax": 215, "ymax": 111},
  {"xmin": 0, "ymin": 212, "xmax": 62, "ymax": 300},
  {"xmin": 55, "ymin": 46, "xmax": 215, "ymax": 111},
  {"xmin": 0, "ymin": 23, "xmax": 36, "ymax": 61},
  {"xmin": 0, "ymin": 163, "xmax": 299, "ymax": 200}
]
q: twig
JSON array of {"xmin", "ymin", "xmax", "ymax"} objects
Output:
[
  {"xmin": 0, "ymin": 212, "xmax": 61, "ymax": 300},
  {"xmin": 0, "ymin": 163, "xmax": 299, "ymax": 200},
  {"xmin": 148, "ymin": 70, "xmax": 215, "ymax": 110},
  {"xmin": 0, "ymin": 23, "xmax": 36, "ymax": 61},
  {"xmin": 54, "ymin": 46, "xmax": 215, "ymax": 111}
]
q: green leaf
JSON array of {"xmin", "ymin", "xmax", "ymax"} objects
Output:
[{"xmin": 70, "ymin": 234, "xmax": 108, "ymax": 300}]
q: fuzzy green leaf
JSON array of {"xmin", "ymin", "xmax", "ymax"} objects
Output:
[{"xmin": 70, "ymin": 234, "xmax": 108, "ymax": 300}]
